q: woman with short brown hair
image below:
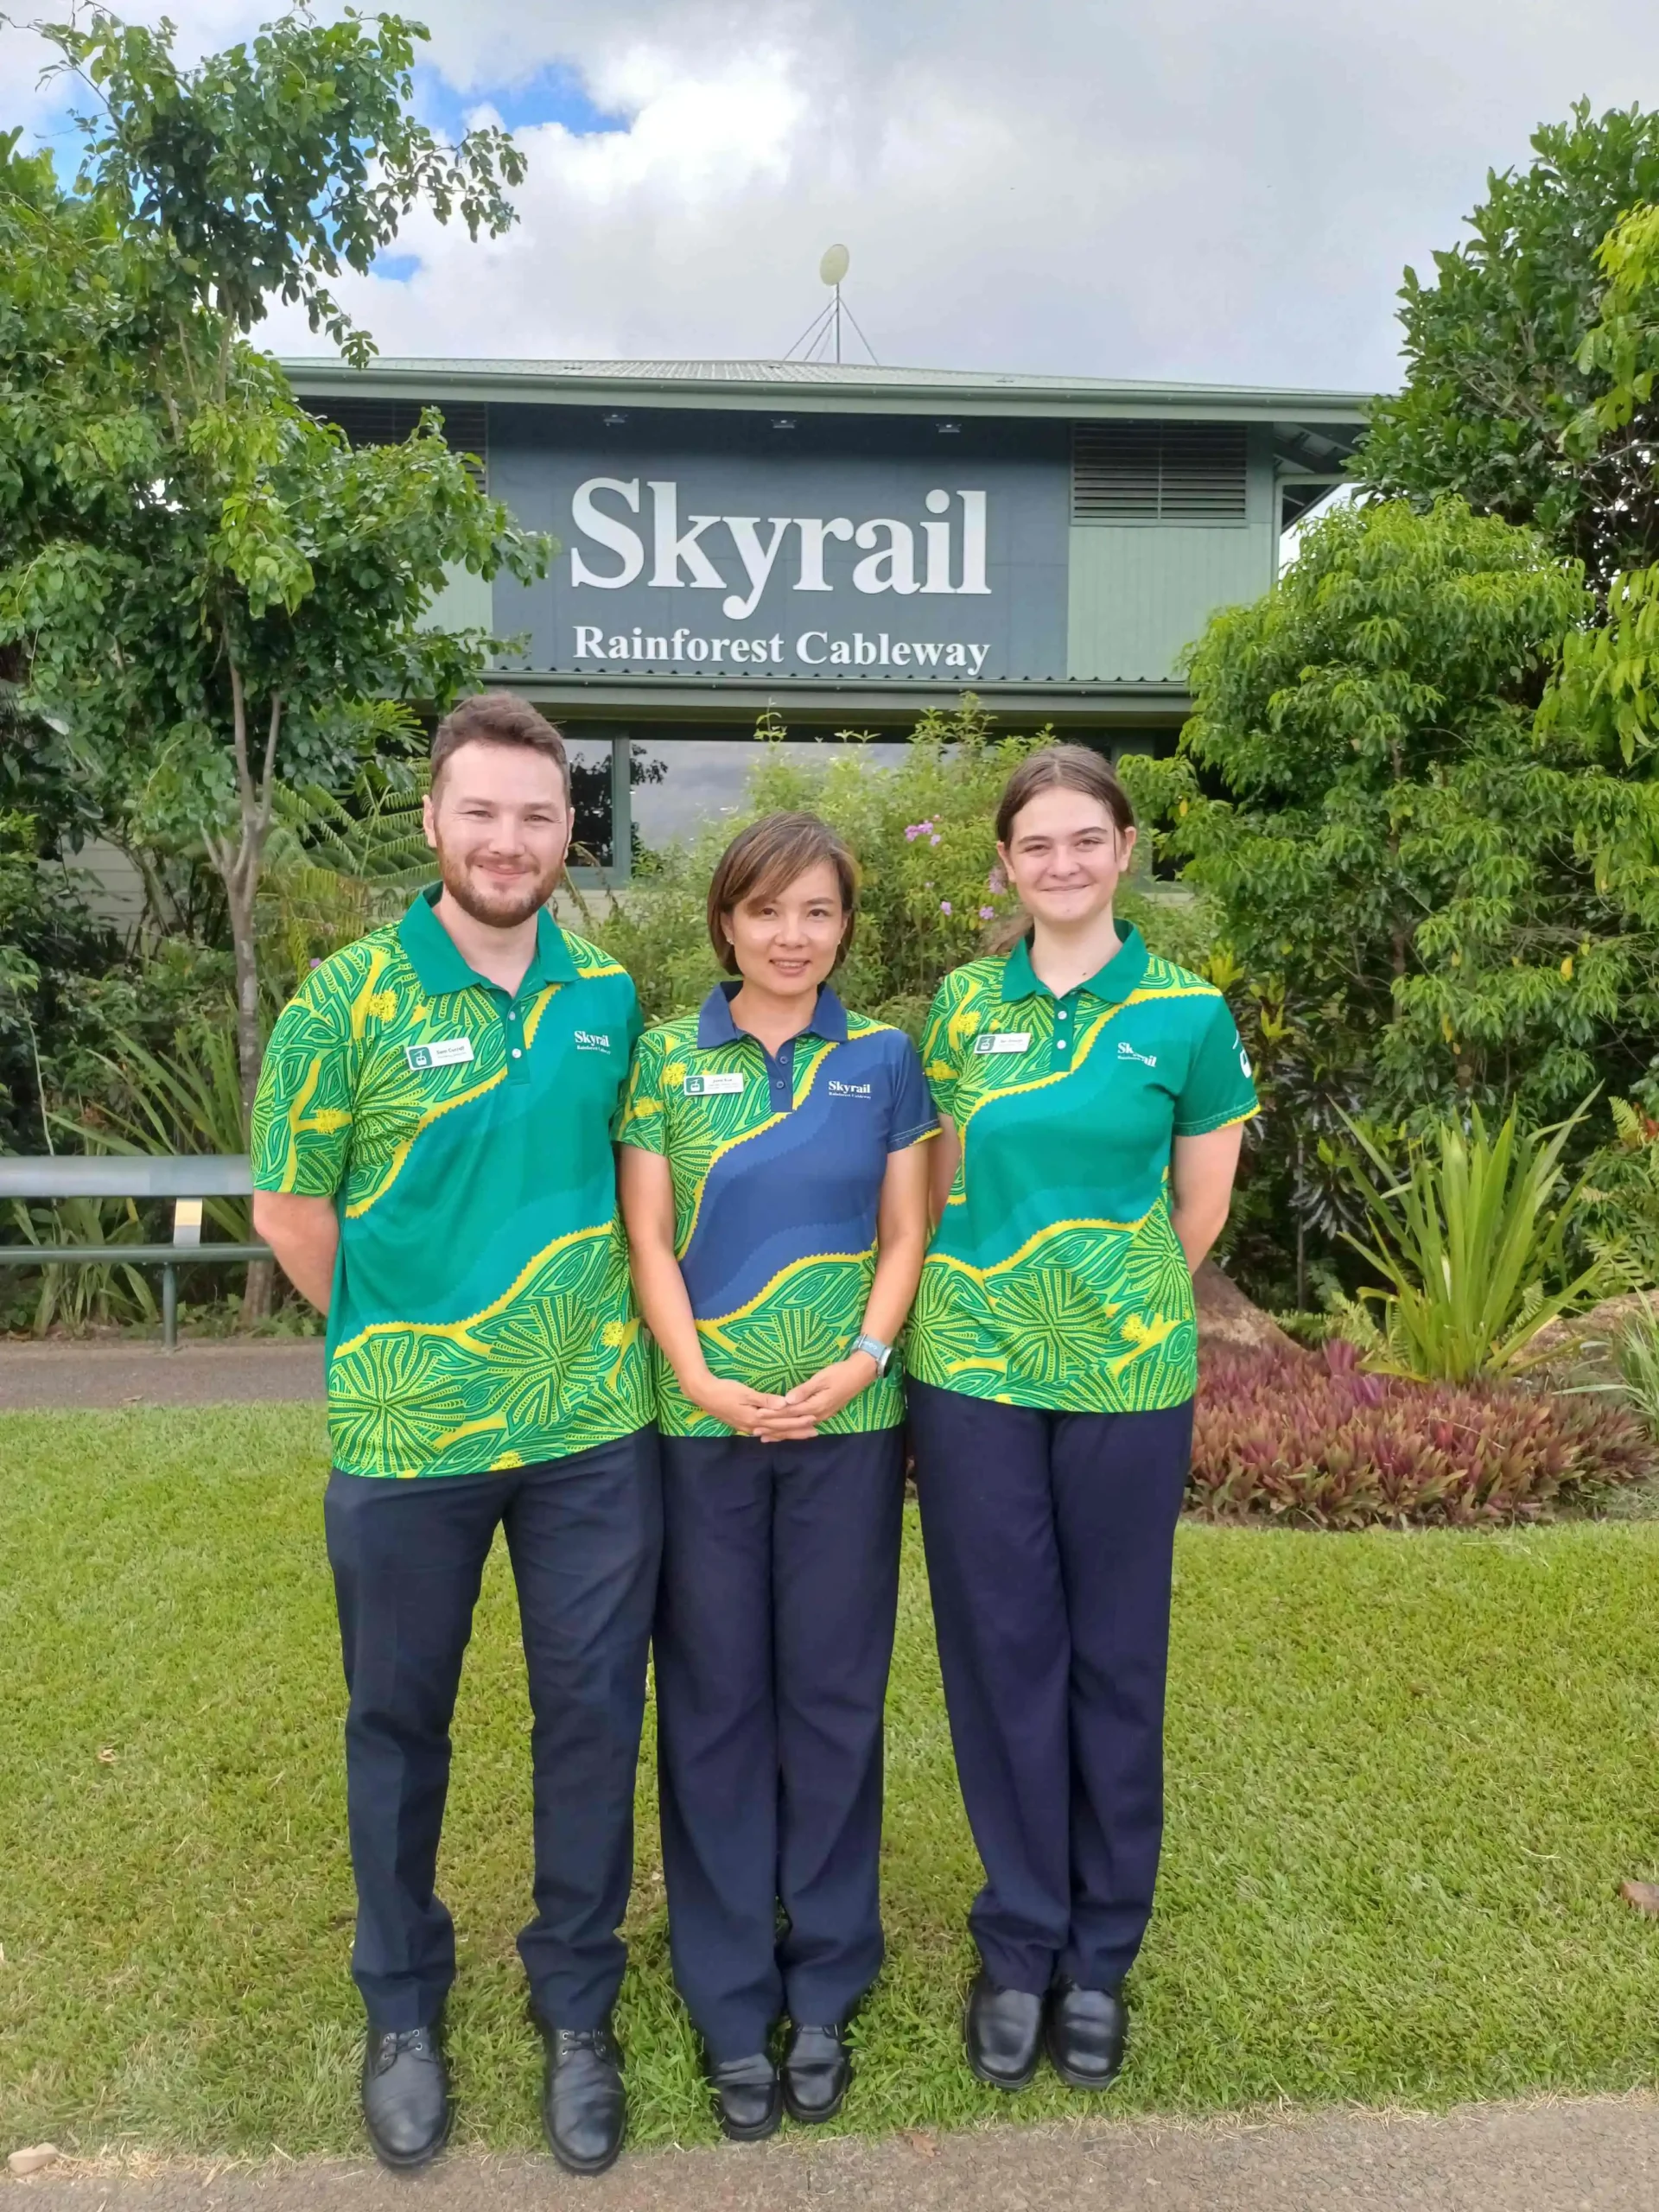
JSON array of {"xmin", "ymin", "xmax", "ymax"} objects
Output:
[{"xmin": 616, "ymin": 810, "xmax": 935, "ymax": 2140}]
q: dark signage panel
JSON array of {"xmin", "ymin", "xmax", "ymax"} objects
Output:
[{"xmin": 489, "ymin": 410, "xmax": 1071, "ymax": 683}]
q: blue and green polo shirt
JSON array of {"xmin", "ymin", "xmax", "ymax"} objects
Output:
[
  {"xmin": 250, "ymin": 888, "xmax": 651, "ymax": 1478},
  {"xmin": 910, "ymin": 924, "xmax": 1257, "ymax": 1414},
  {"xmin": 615, "ymin": 982, "xmax": 936, "ymax": 1436}
]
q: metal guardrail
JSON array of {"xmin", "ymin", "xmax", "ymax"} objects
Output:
[{"xmin": 0, "ymin": 1154, "xmax": 272, "ymax": 1348}]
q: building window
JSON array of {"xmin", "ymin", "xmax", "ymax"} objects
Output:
[
  {"xmin": 560, "ymin": 736, "xmax": 912, "ymax": 882},
  {"xmin": 1071, "ymin": 422, "xmax": 1248, "ymax": 524}
]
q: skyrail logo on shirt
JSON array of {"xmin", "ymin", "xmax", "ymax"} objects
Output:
[
  {"xmin": 828, "ymin": 1078, "xmax": 873, "ymax": 1098},
  {"xmin": 573, "ymin": 1029, "xmax": 612, "ymax": 1052},
  {"xmin": 1117, "ymin": 1040, "xmax": 1158, "ymax": 1068}
]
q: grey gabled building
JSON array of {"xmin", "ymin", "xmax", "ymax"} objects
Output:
[{"xmin": 285, "ymin": 356, "xmax": 1368, "ymax": 871}]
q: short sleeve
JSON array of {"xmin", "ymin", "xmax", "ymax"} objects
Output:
[
  {"xmin": 887, "ymin": 1036, "xmax": 938, "ymax": 1152},
  {"xmin": 251, "ymin": 976, "xmax": 358, "ymax": 1196},
  {"xmin": 920, "ymin": 978, "xmax": 963, "ymax": 1123},
  {"xmin": 614, "ymin": 1030, "xmax": 667, "ymax": 1152},
  {"xmin": 1173, "ymin": 995, "xmax": 1260, "ymax": 1137}
]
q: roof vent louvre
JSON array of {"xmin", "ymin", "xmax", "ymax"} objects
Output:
[
  {"xmin": 1071, "ymin": 422, "xmax": 1247, "ymax": 524},
  {"xmin": 306, "ymin": 398, "xmax": 489, "ymax": 468}
]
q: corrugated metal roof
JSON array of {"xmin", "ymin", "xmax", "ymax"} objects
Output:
[{"xmin": 281, "ymin": 354, "xmax": 1373, "ymax": 425}]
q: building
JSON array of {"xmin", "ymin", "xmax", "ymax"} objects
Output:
[{"xmin": 286, "ymin": 357, "xmax": 1368, "ymax": 876}]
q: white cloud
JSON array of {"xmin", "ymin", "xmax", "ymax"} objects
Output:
[{"xmin": 6, "ymin": 0, "xmax": 1659, "ymax": 387}]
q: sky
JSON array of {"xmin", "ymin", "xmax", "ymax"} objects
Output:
[{"xmin": 5, "ymin": 0, "xmax": 1659, "ymax": 395}]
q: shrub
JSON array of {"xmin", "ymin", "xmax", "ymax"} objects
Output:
[
  {"xmin": 1188, "ymin": 1340, "xmax": 1652, "ymax": 1528},
  {"xmin": 1341, "ymin": 1098, "xmax": 1614, "ymax": 1380},
  {"xmin": 583, "ymin": 703, "xmax": 1212, "ymax": 1034}
]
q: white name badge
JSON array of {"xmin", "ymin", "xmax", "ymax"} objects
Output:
[
  {"xmin": 405, "ymin": 1037, "xmax": 475, "ymax": 1071},
  {"xmin": 683, "ymin": 1071, "xmax": 746, "ymax": 1096},
  {"xmin": 973, "ymin": 1032, "xmax": 1032, "ymax": 1055}
]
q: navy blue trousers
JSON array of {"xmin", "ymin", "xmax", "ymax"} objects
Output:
[
  {"xmin": 908, "ymin": 1380, "xmax": 1192, "ymax": 1995},
  {"xmin": 323, "ymin": 1427, "xmax": 662, "ymax": 2031},
  {"xmin": 654, "ymin": 1426, "xmax": 905, "ymax": 2061}
]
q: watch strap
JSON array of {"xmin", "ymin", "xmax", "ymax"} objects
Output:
[{"xmin": 851, "ymin": 1332, "xmax": 893, "ymax": 1376}]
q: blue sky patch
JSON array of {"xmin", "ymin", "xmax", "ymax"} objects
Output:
[
  {"xmin": 414, "ymin": 62, "xmax": 626, "ymax": 146},
  {"xmin": 371, "ymin": 251, "xmax": 422, "ymax": 283}
]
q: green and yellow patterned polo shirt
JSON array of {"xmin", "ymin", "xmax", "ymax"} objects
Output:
[
  {"xmin": 251, "ymin": 889, "xmax": 650, "ymax": 1478},
  {"xmin": 615, "ymin": 982, "xmax": 936, "ymax": 1437},
  {"xmin": 909, "ymin": 924, "xmax": 1257, "ymax": 1414}
]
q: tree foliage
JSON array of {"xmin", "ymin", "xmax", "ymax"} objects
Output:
[
  {"xmin": 0, "ymin": 14, "xmax": 550, "ymax": 1150},
  {"xmin": 1361, "ymin": 101, "xmax": 1659, "ymax": 587}
]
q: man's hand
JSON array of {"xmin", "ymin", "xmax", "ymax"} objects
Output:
[
  {"xmin": 251, "ymin": 1191, "xmax": 339, "ymax": 1314},
  {"xmin": 781, "ymin": 1351, "xmax": 879, "ymax": 1428}
]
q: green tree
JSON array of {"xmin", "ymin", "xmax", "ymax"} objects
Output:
[
  {"xmin": 1361, "ymin": 101, "xmax": 1659, "ymax": 587},
  {"xmin": 1548, "ymin": 200, "xmax": 1659, "ymax": 763},
  {"xmin": 0, "ymin": 12, "xmax": 549, "ymax": 1149},
  {"xmin": 1136, "ymin": 497, "xmax": 1659, "ymax": 1294}
]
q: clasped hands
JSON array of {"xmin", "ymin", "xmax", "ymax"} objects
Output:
[{"xmin": 682, "ymin": 1351, "xmax": 880, "ymax": 1440}]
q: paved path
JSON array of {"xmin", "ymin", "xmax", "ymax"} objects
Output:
[
  {"xmin": 0, "ymin": 1340, "xmax": 326, "ymax": 1408},
  {"xmin": 9, "ymin": 2100, "xmax": 1659, "ymax": 2212}
]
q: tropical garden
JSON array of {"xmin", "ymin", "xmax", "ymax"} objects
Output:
[
  {"xmin": 11, "ymin": 3, "xmax": 1659, "ymax": 2168},
  {"xmin": 7, "ymin": 30, "xmax": 1659, "ymax": 1524}
]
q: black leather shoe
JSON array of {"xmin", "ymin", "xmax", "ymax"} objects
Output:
[
  {"xmin": 541, "ymin": 2023, "xmax": 626, "ymax": 2176},
  {"xmin": 781, "ymin": 2023, "xmax": 851, "ymax": 2123},
  {"xmin": 708, "ymin": 2052, "xmax": 782, "ymax": 2142},
  {"xmin": 1045, "ymin": 1978, "xmax": 1128, "ymax": 2089},
  {"xmin": 964, "ymin": 1971, "xmax": 1043, "ymax": 2089},
  {"xmin": 361, "ymin": 2024, "xmax": 451, "ymax": 2169}
]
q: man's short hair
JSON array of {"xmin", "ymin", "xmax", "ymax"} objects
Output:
[{"xmin": 429, "ymin": 692, "xmax": 569, "ymax": 797}]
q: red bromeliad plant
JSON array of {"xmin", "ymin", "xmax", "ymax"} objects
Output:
[{"xmin": 1189, "ymin": 1340, "xmax": 1652, "ymax": 1529}]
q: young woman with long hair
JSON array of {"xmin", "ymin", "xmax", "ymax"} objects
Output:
[{"xmin": 906, "ymin": 745, "xmax": 1256, "ymax": 2094}]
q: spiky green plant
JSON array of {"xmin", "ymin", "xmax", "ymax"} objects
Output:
[
  {"xmin": 9, "ymin": 1196, "xmax": 156, "ymax": 1334},
  {"xmin": 1340, "ymin": 1099, "xmax": 1614, "ymax": 1381}
]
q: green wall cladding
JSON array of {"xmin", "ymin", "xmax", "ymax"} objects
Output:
[
  {"xmin": 1065, "ymin": 429, "xmax": 1278, "ymax": 682},
  {"xmin": 420, "ymin": 560, "xmax": 494, "ymax": 634}
]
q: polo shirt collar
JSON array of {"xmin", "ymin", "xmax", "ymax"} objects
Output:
[
  {"xmin": 1002, "ymin": 920, "xmax": 1148, "ymax": 1007},
  {"xmin": 696, "ymin": 980, "xmax": 850, "ymax": 1050},
  {"xmin": 397, "ymin": 886, "xmax": 576, "ymax": 997}
]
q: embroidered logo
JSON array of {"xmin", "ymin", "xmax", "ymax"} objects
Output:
[
  {"xmin": 573, "ymin": 1029, "xmax": 612, "ymax": 1052},
  {"xmin": 1117, "ymin": 1039, "xmax": 1158, "ymax": 1068},
  {"xmin": 828, "ymin": 1078, "xmax": 873, "ymax": 1097}
]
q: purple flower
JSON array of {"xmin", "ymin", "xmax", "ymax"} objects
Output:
[
  {"xmin": 929, "ymin": 834, "xmax": 941, "ymax": 846},
  {"xmin": 309, "ymin": 957, "xmax": 321, "ymax": 969},
  {"xmin": 987, "ymin": 865, "xmax": 1007, "ymax": 894},
  {"xmin": 979, "ymin": 906, "xmax": 995, "ymax": 919},
  {"xmin": 940, "ymin": 900, "xmax": 953, "ymax": 915},
  {"xmin": 905, "ymin": 818, "xmax": 937, "ymax": 842}
]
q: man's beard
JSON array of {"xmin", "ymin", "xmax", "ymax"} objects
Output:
[{"xmin": 435, "ymin": 847, "xmax": 563, "ymax": 929}]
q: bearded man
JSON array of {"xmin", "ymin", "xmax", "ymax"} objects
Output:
[{"xmin": 252, "ymin": 693, "xmax": 658, "ymax": 2179}]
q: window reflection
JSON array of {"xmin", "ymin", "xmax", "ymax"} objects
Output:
[
  {"xmin": 629, "ymin": 741, "xmax": 912, "ymax": 850},
  {"xmin": 564, "ymin": 739, "xmax": 613, "ymax": 869}
]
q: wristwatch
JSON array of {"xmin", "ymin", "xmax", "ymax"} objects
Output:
[{"xmin": 850, "ymin": 1332, "xmax": 894, "ymax": 1376}]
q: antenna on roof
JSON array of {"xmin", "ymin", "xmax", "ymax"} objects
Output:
[{"xmin": 784, "ymin": 245, "xmax": 880, "ymax": 366}]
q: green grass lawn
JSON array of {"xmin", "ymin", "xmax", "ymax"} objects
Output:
[{"xmin": 3, "ymin": 1408, "xmax": 1659, "ymax": 2157}]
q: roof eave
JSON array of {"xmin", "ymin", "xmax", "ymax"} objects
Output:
[{"xmin": 279, "ymin": 356, "xmax": 1375, "ymax": 427}]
